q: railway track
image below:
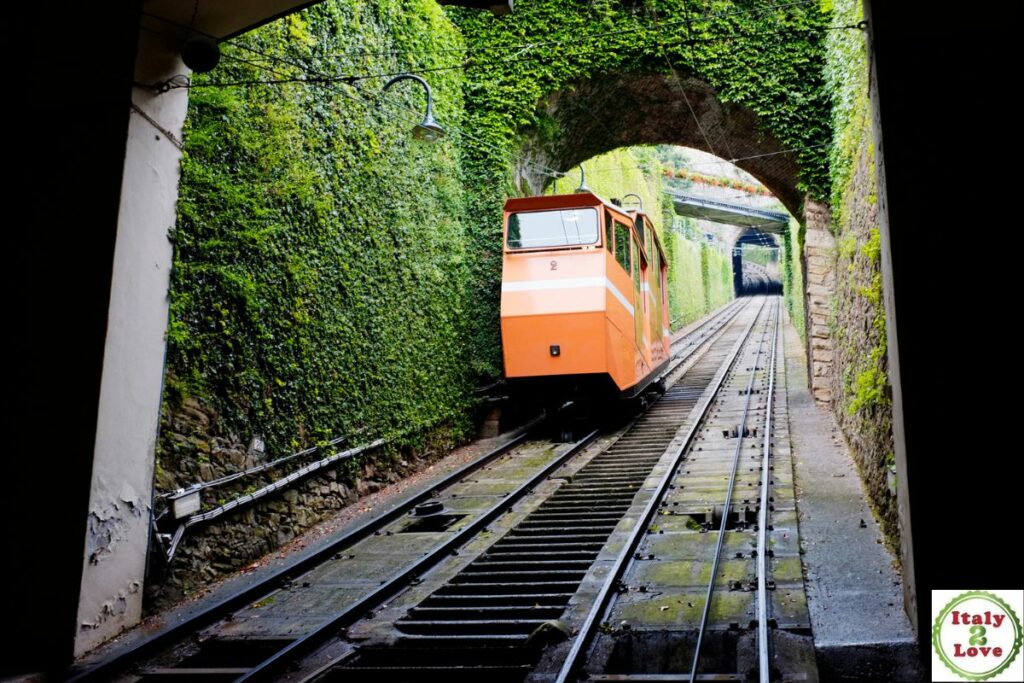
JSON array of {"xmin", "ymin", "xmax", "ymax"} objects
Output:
[
  {"xmin": 313, "ymin": 301, "xmax": 769, "ymax": 683},
  {"xmin": 68, "ymin": 301, "xmax": 750, "ymax": 683},
  {"xmin": 683, "ymin": 297, "xmax": 779, "ymax": 683},
  {"xmin": 552, "ymin": 298, "xmax": 781, "ymax": 683},
  {"xmin": 576, "ymin": 296, "xmax": 801, "ymax": 683}
]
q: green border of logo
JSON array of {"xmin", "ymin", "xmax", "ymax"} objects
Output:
[{"xmin": 932, "ymin": 591, "xmax": 1023, "ymax": 681}]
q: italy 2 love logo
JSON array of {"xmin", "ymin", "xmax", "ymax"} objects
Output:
[{"xmin": 933, "ymin": 591, "xmax": 1023, "ymax": 681}]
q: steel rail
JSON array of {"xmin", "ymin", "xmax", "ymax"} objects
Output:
[
  {"xmin": 68, "ymin": 426, "xmax": 540, "ymax": 683},
  {"xmin": 661, "ymin": 299, "xmax": 752, "ymax": 385},
  {"xmin": 689, "ymin": 297, "xmax": 778, "ymax": 683},
  {"xmin": 756, "ymin": 299, "xmax": 781, "ymax": 682},
  {"xmin": 236, "ymin": 428, "xmax": 601, "ymax": 682},
  {"xmin": 669, "ymin": 298, "xmax": 746, "ymax": 347},
  {"xmin": 554, "ymin": 297, "xmax": 768, "ymax": 683}
]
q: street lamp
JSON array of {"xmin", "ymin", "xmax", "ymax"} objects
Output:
[{"xmin": 382, "ymin": 73, "xmax": 445, "ymax": 142}]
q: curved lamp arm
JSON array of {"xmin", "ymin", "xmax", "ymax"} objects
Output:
[
  {"xmin": 382, "ymin": 73, "xmax": 445, "ymax": 142},
  {"xmin": 575, "ymin": 164, "xmax": 591, "ymax": 193}
]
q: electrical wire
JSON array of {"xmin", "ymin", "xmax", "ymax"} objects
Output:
[
  {"xmin": 141, "ymin": 27, "xmax": 561, "ymax": 181},
  {"xmin": 668, "ymin": 0, "xmax": 761, "ymax": 217},
  {"xmin": 139, "ymin": 8, "xmax": 852, "ymax": 191},
  {"xmin": 651, "ymin": 0, "xmax": 766, "ymax": 222},
  {"xmin": 159, "ymin": 15, "xmax": 849, "ymax": 193},
  {"xmin": 672, "ymin": 141, "xmax": 832, "ymax": 167},
  {"xmin": 579, "ymin": 142, "xmax": 830, "ymax": 175}
]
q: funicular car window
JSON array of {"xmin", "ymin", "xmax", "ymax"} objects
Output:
[
  {"xmin": 614, "ymin": 222, "xmax": 631, "ymax": 272},
  {"xmin": 605, "ymin": 211, "xmax": 614, "ymax": 254},
  {"xmin": 507, "ymin": 208, "xmax": 599, "ymax": 249}
]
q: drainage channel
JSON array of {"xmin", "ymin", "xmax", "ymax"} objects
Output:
[{"xmin": 305, "ymin": 302, "xmax": 765, "ymax": 682}]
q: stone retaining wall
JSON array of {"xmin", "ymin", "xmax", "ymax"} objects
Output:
[
  {"xmin": 828, "ymin": 137, "xmax": 898, "ymax": 547},
  {"xmin": 148, "ymin": 393, "xmax": 464, "ymax": 611},
  {"xmin": 802, "ymin": 199, "xmax": 836, "ymax": 404}
]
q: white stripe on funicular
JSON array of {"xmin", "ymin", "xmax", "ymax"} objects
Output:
[
  {"xmin": 502, "ymin": 277, "xmax": 634, "ymax": 317},
  {"xmin": 501, "ymin": 276, "xmax": 605, "ymax": 292},
  {"xmin": 605, "ymin": 280, "xmax": 635, "ymax": 316}
]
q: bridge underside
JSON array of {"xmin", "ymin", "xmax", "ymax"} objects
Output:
[{"xmin": 668, "ymin": 191, "xmax": 789, "ymax": 232}]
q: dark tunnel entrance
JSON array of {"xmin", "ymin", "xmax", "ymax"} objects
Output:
[{"xmin": 733, "ymin": 229, "xmax": 782, "ymax": 296}]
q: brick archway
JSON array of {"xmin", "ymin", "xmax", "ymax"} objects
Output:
[{"xmin": 513, "ymin": 73, "xmax": 804, "ymax": 218}]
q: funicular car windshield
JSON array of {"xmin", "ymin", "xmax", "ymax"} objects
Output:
[{"xmin": 507, "ymin": 208, "xmax": 599, "ymax": 249}]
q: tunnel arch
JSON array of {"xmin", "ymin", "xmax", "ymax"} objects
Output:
[
  {"xmin": 512, "ymin": 73, "xmax": 805, "ymax": 219},
  {"xmin": 732, "ymin": 228, "xmax": 782, "ymax": 296}
]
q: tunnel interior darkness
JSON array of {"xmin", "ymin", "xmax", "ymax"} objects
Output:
[{"xmin": 733, "ymin": 228, "xmax": 782, "ymax": 296}]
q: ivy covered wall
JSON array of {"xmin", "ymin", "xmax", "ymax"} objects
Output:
[
  {"xmin": 160, "ymin": 1, "xmax": 474, "ymax": 494},
  {"xmin": 154, "ymin": 0, "xmax": 485, "ymax": 606},
  {"xmin": 452, "ymin": 0, "xmax": 832, "ymax": 377},
  {"xmin": 823, "ymin": 0, "xmax": 897, "ymax": 547},
  {"xmin": 781, "ymin": 217, "xmax": 806, "ymax": 337}
]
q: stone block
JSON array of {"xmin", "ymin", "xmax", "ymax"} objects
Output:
[
  {"xmin": 806, "ymin": 283, "xmax": 833, "ymax": 297},
  {"xmin": 807, "ymin": 262, "xmax": 832, "ymax": 278},
  {"xmin": 812, "ymin": 349, "xmax": 833, "ymax": 363},
  {"xmin": 808, "ymin": 295, "xmax": 829, "ymax": 309},
  {"xmin": 804, "ymin": 228, "xmax": 836, "ymax": 249}
]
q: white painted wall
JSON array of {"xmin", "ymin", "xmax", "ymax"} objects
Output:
[{"xmin": 74, "ymin": 29, "xmax": 189, "ymax": 655}]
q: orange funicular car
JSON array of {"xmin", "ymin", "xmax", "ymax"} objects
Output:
[{"xmin": 501, "ymin": 192, "xmax": 670, "ymax": 399}]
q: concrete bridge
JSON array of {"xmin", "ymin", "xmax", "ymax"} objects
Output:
[{"xmin": 667, "ymin": 189, "xmax": 790, "ymax": 232}]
